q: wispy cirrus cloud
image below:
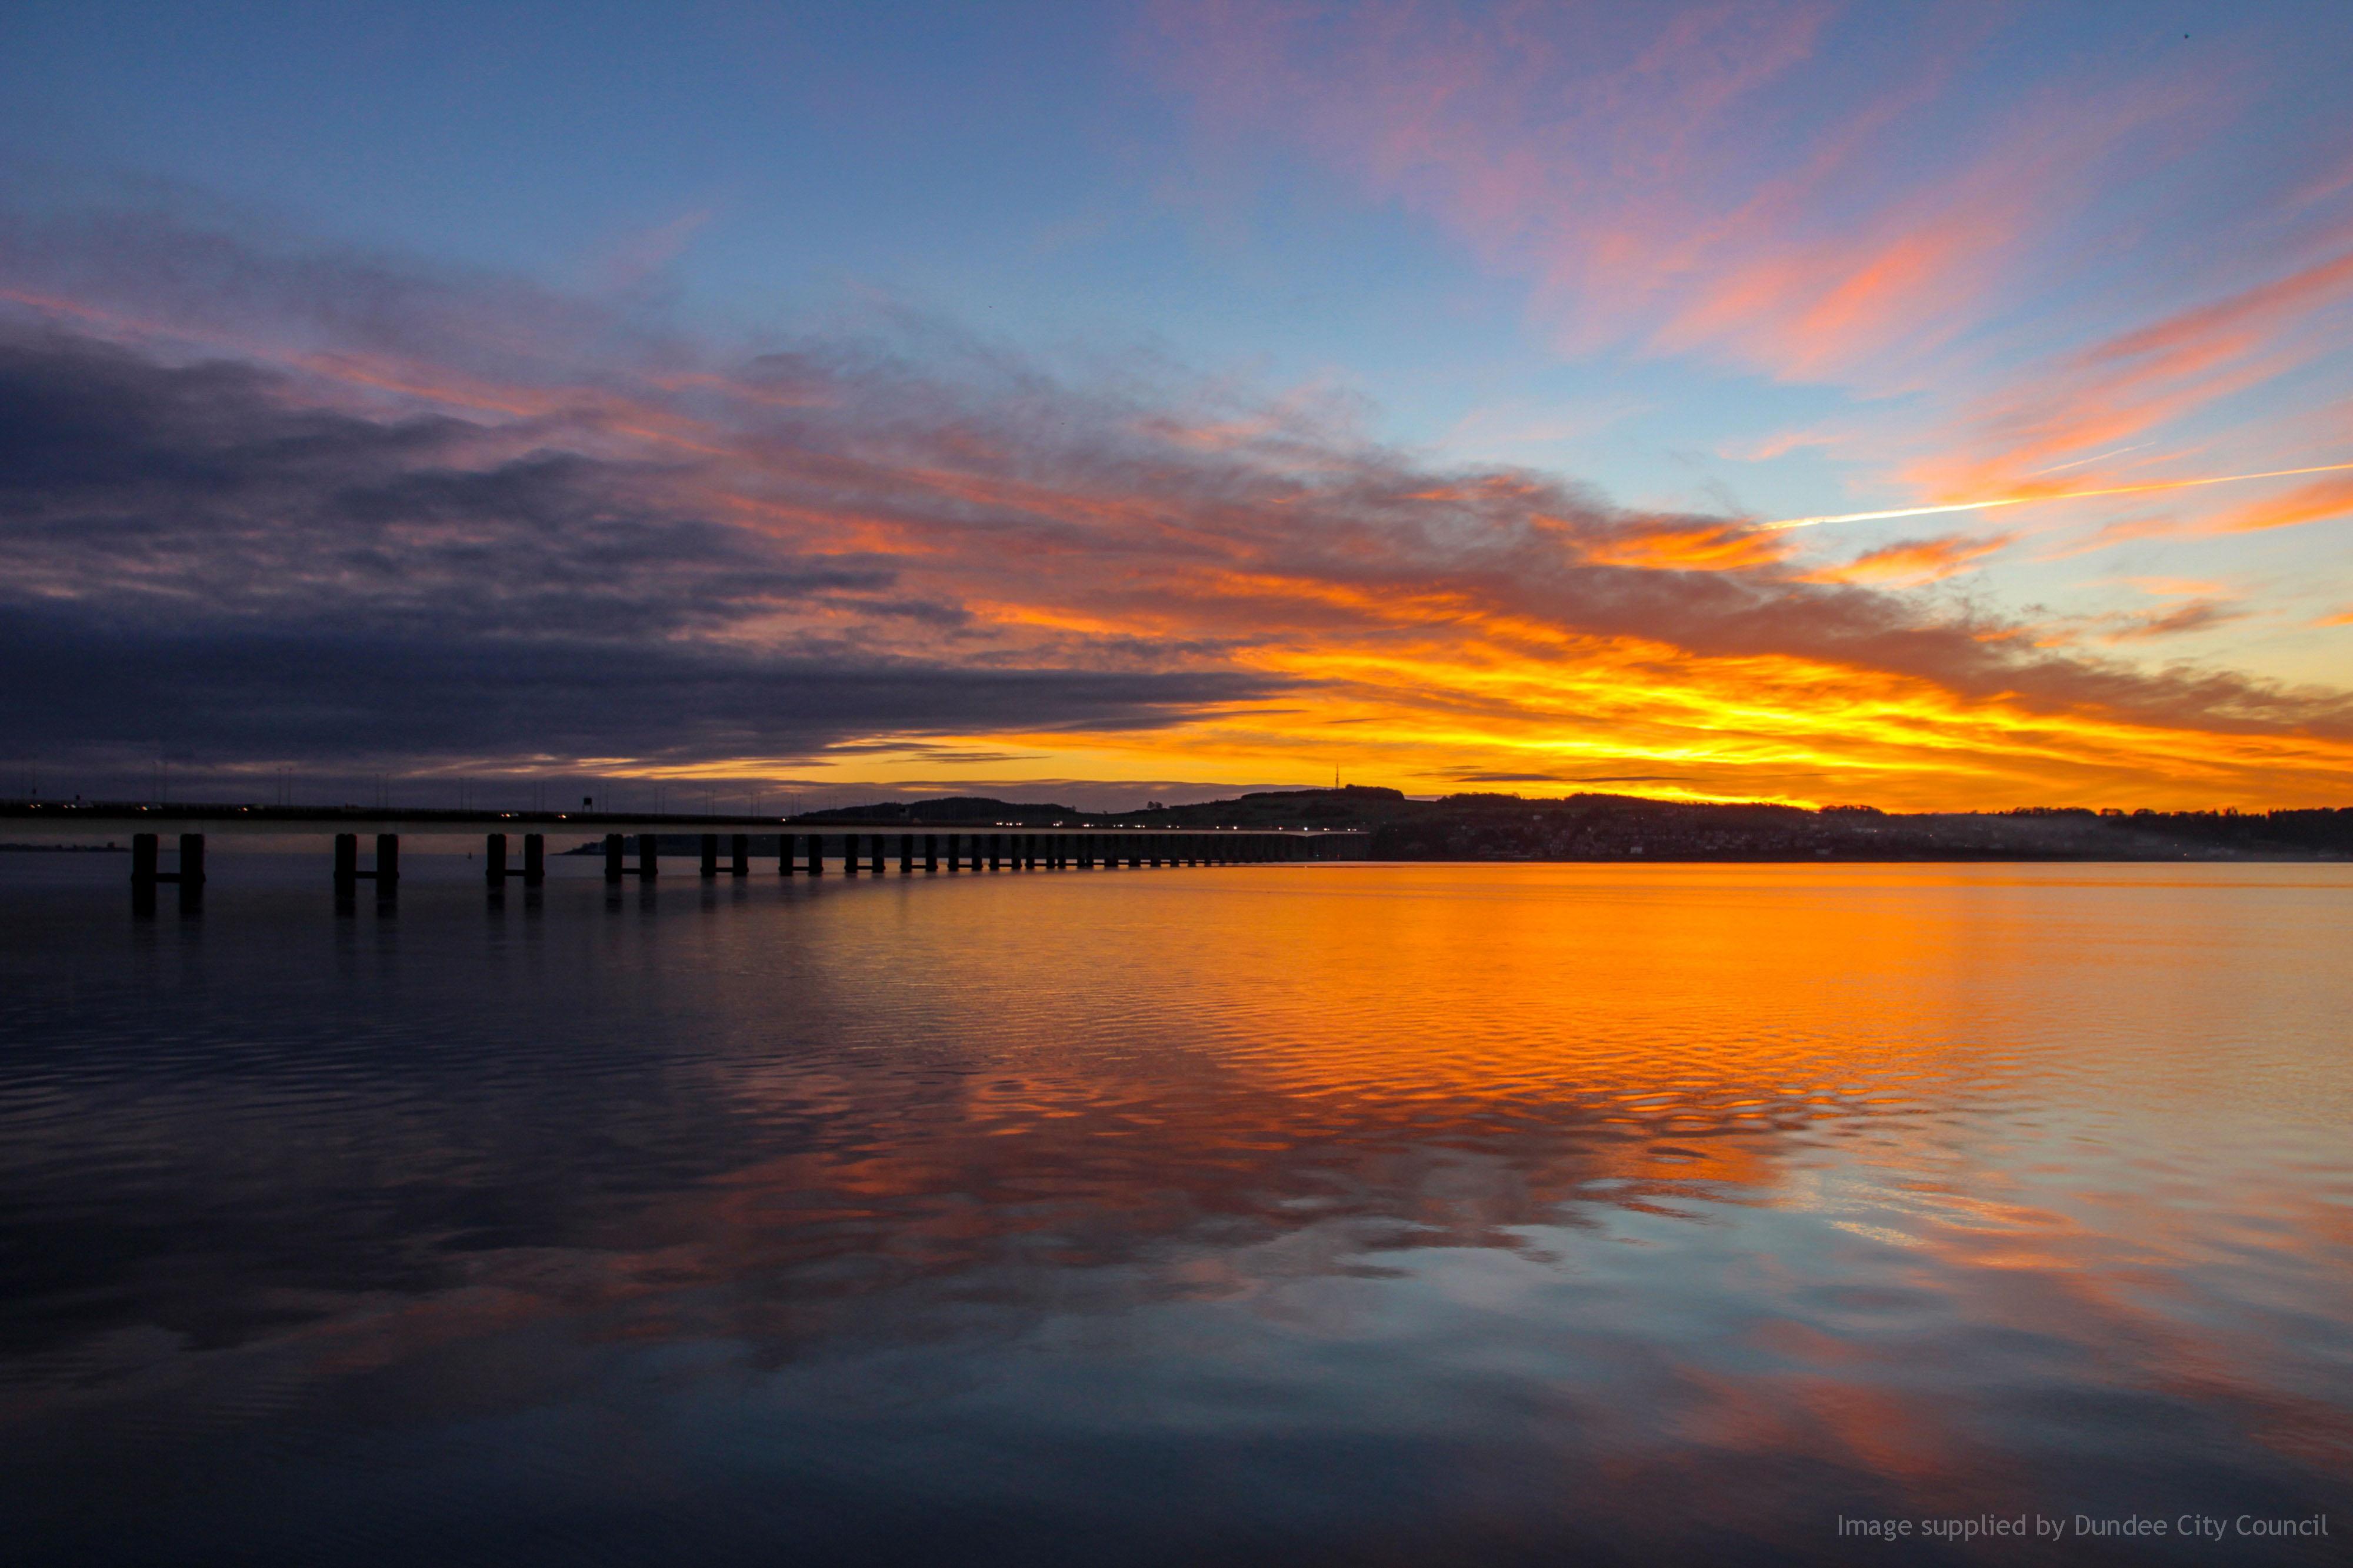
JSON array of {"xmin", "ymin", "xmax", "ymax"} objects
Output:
[
  {"xmin": 1148, "ymin": 2, "xmax": 2194, "ymax": 384},
  {"xmin": 1147, "ymin": 3, "xmax": 2353, "ymax": 572},
  {"xmin": 1919, "ymin": 248, "xmax": 2353, "ymax": 497}
]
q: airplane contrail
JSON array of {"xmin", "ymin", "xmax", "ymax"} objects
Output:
[
  {"xmin": 1759, "ymin": 461, "xmax": 2353, "ymax": 532},
  {"xmin": 2024, "ymin": 442, "xmax": 2151, "ymax": 478}
]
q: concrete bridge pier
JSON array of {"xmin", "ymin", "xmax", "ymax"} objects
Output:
[
  {"xmin": 335, "ymin": 832, "xmax": 398, "ymax": 898},
  {"xmin": 131, "ymin": 831, "xmax": 205, "ymax": 913},
  {"xmin": 924, "ymin": 835, "xmax": 939, "ymax": 872},
  {"xmin": 731, "ymin": 834, "xmax": 749, "ymax": 876},
  {"xmin": 701, "ymin": 834, "xmax": 720, "ymax": 878},
  {"xmin": 483, "ymin": 832, "xmax": 548, "ymax": 890},
  {"xmin": 605, "ymin": 832, "xmax": 659, "ymax": 882},
  {"xmin": 900, "ymin": 833, "xmax": 915, "ymax": 875}
]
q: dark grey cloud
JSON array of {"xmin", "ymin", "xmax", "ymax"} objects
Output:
[
  {"xmin": 2101, "ymin": 598, "xmax": 2248, "ymax": 643},
  {"xmin": 0, "ymin": 605, "xmax": 1277, "ymax": 763},
  {"xmin": 0, "ymin": 325, "xmax": 1286, "ymax": 766},
  {"xmin": 0, "ymin": 329, "xmax": 885, "ymax": 640}
]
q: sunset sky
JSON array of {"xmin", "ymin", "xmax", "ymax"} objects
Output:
[{"xmin": 4, "ymin": 1, "xmax": 2352, "ymax": 809}]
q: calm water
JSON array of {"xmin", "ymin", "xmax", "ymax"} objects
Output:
[{"xmin": 1, "ymin": 855, "xmax": 2348, "ymax": 1565}]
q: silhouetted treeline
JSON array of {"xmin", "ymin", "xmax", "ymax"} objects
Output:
[{"xmin": 796, "ymin": 788, "xmax": 2353, "ymax": 861}]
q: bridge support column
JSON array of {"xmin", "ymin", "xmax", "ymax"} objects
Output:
[
  {"xmin": 808, "ymin": 834, "xmax": 824, "ymax": 876},
  {"xmin": 924, "ymin": 835, "xmax": 938, "ymax": 872},
  {"xmin": 131, "ymin": 832, "xmax": 205, "ymax": 912},
  {"xmin": 375, "ymin": 834, "xmax": 398, "ymax": 887},
  {"xmin": 731, "ymin": 833, "xmax": 749, "ymax": 876},
  {"xmin": 131, "ymin": 832, "xmax": 159, "ymax": 914},
  {"xmin": 605, "ymin": 833, "xmax": 625, "ymax": 882},
  {"xmin": 175, "ymin": 833, "xmax": 205, "ymax": 910},
  {"xmin": 900, "ymin": 833, "xmax": 915, "ymax": 874},
  {"xmin": 486, "ymin": 832, "xmax": 507, "ymax": 883},
  {"xmin": 701, "ymin": 834, "xmax": 719, "ymax": 878},
  {"xmin": 779, "ymin": 832, "xmax": 795, "ymax": 874},
  {"xmin": 525, "ymin": 834, "xmax": 545, "ymax": 885},
  {"xmin": 636, "ymin": 833, "xmax": 658, "ymax": 880}
]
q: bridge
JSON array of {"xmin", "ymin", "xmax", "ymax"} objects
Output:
[{"xmin": 0, "ymin": 801, "xmax": 1369, "ymax": 910}]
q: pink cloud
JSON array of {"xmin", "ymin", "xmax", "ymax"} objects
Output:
[{"xmin": 1147, "ymin": 2, "xmax": 2199, "ymax": 385}]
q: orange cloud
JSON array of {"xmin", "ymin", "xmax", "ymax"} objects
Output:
[
  {"xmin": 1919, "ymin": 249, "xmax": 2353, "ymax": 498},
  {"xmin": 2204, "ymin": 471, "xmax": 2353, "ymax": 533},
  {"xmin": 9, "ymin": 221, "xmax": 2353, "ymax": 812},
  {"xmin": 1801, "ymin": 532, "xmax": 2011, "ymax": 586},
  {"xmin": 1580, "ymin": 520, "xmax": 1791, "ymax": 572}
]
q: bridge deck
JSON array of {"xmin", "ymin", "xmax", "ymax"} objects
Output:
[{"xmin": 1, "ymin": 802, "xmax": 1361, "ymax": 841}]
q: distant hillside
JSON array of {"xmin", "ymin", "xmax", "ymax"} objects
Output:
[{"xmin": 790, "ymin": 788, "xmax": 2353, "ymax": 860}]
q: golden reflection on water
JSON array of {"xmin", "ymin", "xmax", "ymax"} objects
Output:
[{"xmin": 2, "ymin": 860, "xmax": 2349, "ymax": 1562}]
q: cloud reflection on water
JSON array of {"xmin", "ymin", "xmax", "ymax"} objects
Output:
[{"xmin": 1, "ymin": 862, "xmax": 2348, "ymax": 1562}]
